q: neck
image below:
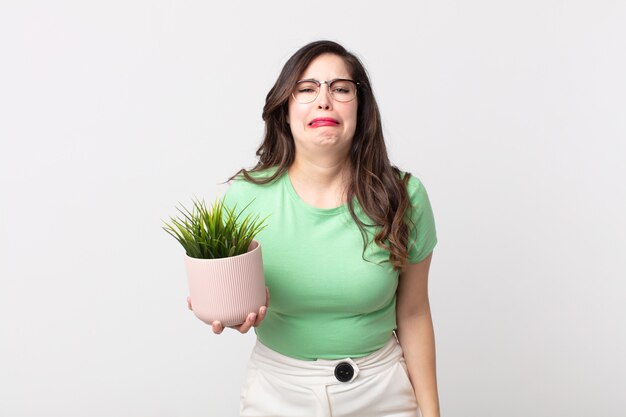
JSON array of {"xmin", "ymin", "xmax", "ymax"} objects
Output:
[
  {"xmin": 288, "ymin": 156, "xmax": 351, "ymax": 187},
  {"xmin": 287, "ymin": 155, "xmax": 352, "ymax": 208}
]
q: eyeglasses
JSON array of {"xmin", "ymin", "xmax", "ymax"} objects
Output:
[{"xmin": 292, "ymin": 78, "xmax": 359, "ymax": 104}]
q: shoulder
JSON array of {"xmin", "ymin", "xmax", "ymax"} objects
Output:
[
  {"xmin": 222, "ymin": 166, "xmax": 283, "ymax": 204},
  {"xmin": 230, "ymin": 165, "xmax": 281, "ymax": 183},
  {"xmin": 400, "ymin": 171, "xmax": 430, "ymax": 204},
  {"xmin": 401, "ymin": 171, "xmax": 438, "ymax": 263},
  {"xmin": 402, "ymin": 171, "xmax": 423, "ymax": 190}
]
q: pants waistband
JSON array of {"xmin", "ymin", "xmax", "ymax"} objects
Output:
[{"xmin": 249, "ymin": 334, "xmax": 404, "ymax": 385}]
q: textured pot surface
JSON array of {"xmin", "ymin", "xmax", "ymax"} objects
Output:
[{"xmin": 185, "ymin": 240, "xmax": 265, "ymax": 327}]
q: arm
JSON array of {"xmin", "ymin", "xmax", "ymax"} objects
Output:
[{"xmin": 396, "ymin": 252, "xmax": 440, "ymax": 417}]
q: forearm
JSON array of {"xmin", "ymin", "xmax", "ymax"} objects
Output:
[{"xmin": 396, "ymin": 310, "xmax": 440, "ymax": 417}]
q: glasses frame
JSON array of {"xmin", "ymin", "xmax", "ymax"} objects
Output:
[{"xmin": 291, "ymin": 78, "xmax": 360, "ymax": 104}]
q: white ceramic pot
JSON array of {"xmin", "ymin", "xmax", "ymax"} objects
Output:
[{"xmin": 184, "ymin": 240, "xmax": 265, "ymax": 327}]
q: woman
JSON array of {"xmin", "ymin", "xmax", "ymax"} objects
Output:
[{"xmin": 190, "ymin": 40, "xmax": 440, "ymax": 417}]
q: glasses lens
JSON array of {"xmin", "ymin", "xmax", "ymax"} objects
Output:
[
  {"xmin": 330, "ymin": 80, "xmax": 357, "ymax": 102},
  {"xmin": 293, "ymin": 81, "xmax": 319, "ymax": 103}
]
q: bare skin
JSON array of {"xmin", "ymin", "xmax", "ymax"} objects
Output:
[{"xmin": 396, "ymin": 253, "xmax": 440, "ymax": 417}]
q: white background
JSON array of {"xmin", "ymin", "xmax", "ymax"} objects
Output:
[{"xmin": 1, "ymin": 1, "xmax": 625, "ymax": 416}]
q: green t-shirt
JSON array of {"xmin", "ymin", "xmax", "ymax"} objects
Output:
[{"xmin": 222, "ymin": 167, "xmax": 437, "ymax": 360}]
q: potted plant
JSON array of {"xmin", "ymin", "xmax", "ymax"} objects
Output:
[{"xmin": 163, "ymin": 197, "xmax": 268, "ymax": 327}]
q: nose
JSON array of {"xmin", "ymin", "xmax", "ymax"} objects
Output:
[{"xmin": 316, "ymin": 83, "xmax": 333, "ymax": 110}]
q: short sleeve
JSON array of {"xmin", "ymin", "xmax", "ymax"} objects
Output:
[{"xmin": 406, "ymin": 175, "xmax": 438, "ymax": 264}]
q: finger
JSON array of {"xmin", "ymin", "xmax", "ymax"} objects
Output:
[
  {"xmin": 212, "ymin": 321, "xmax": 224, "ymax": 334},
  {"xmin": 253, "ymin": 306, "xmax": 267, "ymax": 327},
  {"xmin": 238, "ymin": 313, "xmax": 256, "ymax": 334},
  {"xmin": 265, "ymin": 287, "xmax": 270, "ymax": 307}
]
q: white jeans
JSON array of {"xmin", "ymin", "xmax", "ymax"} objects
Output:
[{"xmin": 240, "ymin": 334, "xmax": 421, "ymax": 417}]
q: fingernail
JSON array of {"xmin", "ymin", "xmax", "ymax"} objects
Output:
[
  {"xmin": 250, "ymin": 313, "xmax": 257, "ymax": 321},
  {"xmin": 260, "ymin": 307, "xmax": 266, "ymax": 315}
]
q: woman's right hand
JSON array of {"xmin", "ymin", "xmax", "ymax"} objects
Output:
[{"xmin": 186, "ymin": 286, "xmax": 270, "ymax": 335}]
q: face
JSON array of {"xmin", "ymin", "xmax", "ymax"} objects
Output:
[{"xmin": 287, "ymin": 53, "xmax": 358, "ymax": 157}]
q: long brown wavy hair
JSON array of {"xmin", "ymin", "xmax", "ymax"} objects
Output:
[{"xmin": 229, "ymin": 40, "xmax": 415, "ymax": 271}]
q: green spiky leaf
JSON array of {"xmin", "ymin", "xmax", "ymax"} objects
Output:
[{"xmin": 162, "ymin": 197, "xmax": 268, "ymax": 259}]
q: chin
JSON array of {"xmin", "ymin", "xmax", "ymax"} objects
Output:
[{"xmin": 315, "ymin": 137, "xmax": 344, "ymax": 146}]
